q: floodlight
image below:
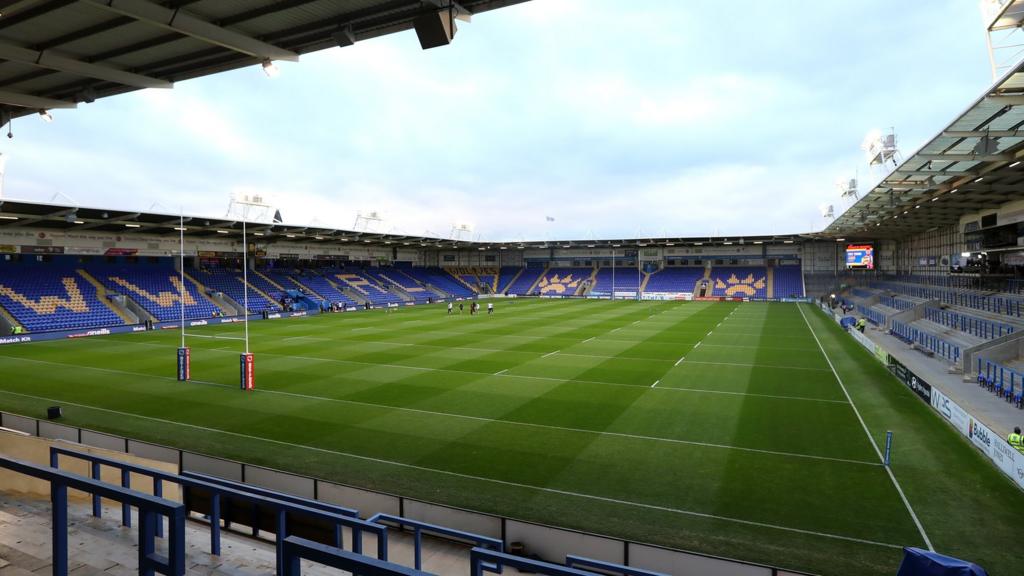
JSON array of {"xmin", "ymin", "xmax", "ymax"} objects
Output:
[
  {"xmin": 261, "ymin": 60, "xmax": 280, "ymax": 78},
  {"xmin": 124, "ymin": 223, "xmax": 141, "ymax": 228},
  {"xmin": 39, "ymin": 110, "xmax": 53, "ymax": 123},
  {"xmin": 1011, "ymin": 161, "xmax": 1022, "ymax": 168}
]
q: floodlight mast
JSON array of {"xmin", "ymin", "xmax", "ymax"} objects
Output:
[{"xmin": 981, "ymin": 0, "xmax": 1024, "ymax": 80}]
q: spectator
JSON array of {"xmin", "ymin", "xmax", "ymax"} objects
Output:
[{"xmin": 1009, "ymin": 427, "xmax": 1024, "ymax": 454}]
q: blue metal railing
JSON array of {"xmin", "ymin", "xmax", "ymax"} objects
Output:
[
  {"xmin": 856, "ymin": 304, "xmax": 885, "ymax": 326},
  {"xmin": 50, "ymin": 447, "xmax": 388, "ymax": 572},
  {"xmin": 871, "ymin": 281, "xmax": 1024, "ymax": 318},
  {"xmin": 0, "ymin": 455, "xmax": 186, "ymax": 576},
  {"xmin": 282, "ymin": 536, "xmax": 432, "ymax": 576},
  {"xmin": 180, "ymin": 470, "xmax": 358, "ymax": 518},
  {"xmin": 977, "ymin": 357, "xmax": 1024, "ymax": 408},
  {"xmin": 923, "ymin": 307, "xmax": 1015, "ymax": 340},
  {"xmin": 878, "ymin": 295, "xmax": 914, "ymax": 311},
  {"xmin": 367, "ymin": 513, "xmax": 502, "ymax": 572},
  {"xmin": 890, "ymin": 320, "xmax": 960, "ymax": 364}
]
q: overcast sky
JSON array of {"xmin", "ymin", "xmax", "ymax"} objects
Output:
[{"xmin": 0, "ymin": 0, "xmax": 995, "ymax": 241}]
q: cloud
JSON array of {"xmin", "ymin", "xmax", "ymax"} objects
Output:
[{"xmin": 0, "ymin": 0, "xmax": 996, "ymax": 242}]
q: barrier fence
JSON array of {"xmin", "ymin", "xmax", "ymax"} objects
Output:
[
  {"xmin": 923, "ymin": 307, "xmax": 1015, "ymax": 340},
  {"xmin": 855, "ymin": 305, "xmax": 885, "ymax": 326},
  {"xmin": 890, "ymin": 320, "xmax": 961, "ymax": 364},
  {"xmin": 878, "ymin": 295, "xmax": 914, "ymax": 311},
  {"xmin": 871, "ymin": 281, "xmax": 1024, "ymax": 318}
]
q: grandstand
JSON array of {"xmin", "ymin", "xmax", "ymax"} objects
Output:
[
  {"xmin": 0, "ymin": 264, "xmax": 124, "ymax": 332},
  {"xmin": 90, "ymin": 263, "xmax": 223, "ymax": 322},
  {"xmin": 2, "ymin": 1, "xmax": 1024, "ymax": 575}
]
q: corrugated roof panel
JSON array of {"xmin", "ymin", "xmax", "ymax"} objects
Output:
[
  {"xmin": 0, "ymin": 3, "xmax": 111, "ymax": 46},
  {"xmin": 104, "ymin": 36, "xmax": 226, "ymax": 72}
]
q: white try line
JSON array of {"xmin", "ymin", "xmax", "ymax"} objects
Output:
[
  {"xmin": 582, "ymin": 337, "xmax": 595, "ymax": 344},
  {"xmin": 0, "ymin": 388, "xmax": 901, "ymax": 549},
  {"xmin": 494, "ymin": 369, "xmax": 508, "ymax": 376},
  {"xmin": 797, "ymin": 304, "xmax": 933, "ymax": 551},
  {"xmin": 674, "ymin": 356, "xmax": 685, "ymax": 366},
  {"xmin": 542, "ymin": 350, "xmax": 560, "ymax": 358},
  {"xmin": 650, "ymin": 379, "xmax": 660, "ymax": 388}
]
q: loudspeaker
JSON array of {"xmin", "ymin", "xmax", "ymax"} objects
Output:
[
  {"xmin": 47, "ymin": 406, "xmax": 62, "ymax": 420},
  {"xmin": 413, "ymin": 11, "xmax": 456, "ymax": 49}
]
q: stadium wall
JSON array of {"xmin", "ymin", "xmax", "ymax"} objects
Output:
[{"xmin": 0, "ymin": 411, "xmax": 812, "ymax": 576}]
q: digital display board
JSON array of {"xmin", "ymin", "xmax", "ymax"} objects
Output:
[{"xmin": 845, "ymin": 244, "xmax": 874, "ymax": 269}]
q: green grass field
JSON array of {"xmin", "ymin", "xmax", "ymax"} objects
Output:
[{"xmin": 0, "ymin": 299, "xmax": 1021, "ymax": 575}]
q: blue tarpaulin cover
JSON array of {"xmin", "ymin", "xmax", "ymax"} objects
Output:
[
  {"xmin": 896, "ymin": 548, "xmax": 987, "ymax": 576},
  {"xmin": 840, "ymin": 316, "xmax": 857, "ymax": 329}
]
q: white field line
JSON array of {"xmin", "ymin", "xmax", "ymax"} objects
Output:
[
  {"xmin": 674, "ymin": 357, "xmax": 685, "ymax": 367},
  {"xmin": 797, "ymin": 304, "xmax": 934, "ymax": 551},
  {"xmin": 0, "ymin": 354, "xmax": 854, "ymax": 456},
  {"xmin": 650, "ymin": 380, "xmax": 660, "ymax": 388},
  {"xmin": 582, "ymin": 337, "xmax": 595, "ymax": 344},
  {"xmin": 694, "ymin": 341, "xmax": 702, "ymax": 348},
  {"xmin": 0, "ymin": 388, "xmax": 902, "ymax": 552},
  {"xmin": 542, "ymin": 350, "xmax": 560, "ymax": 358},
  {"xmin": 494, "ymin": 369, "xmax": 508, "ymax": 376}
]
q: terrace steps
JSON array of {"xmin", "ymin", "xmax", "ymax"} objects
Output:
[
  {"xmin": 579, "ymin": 267, "xmax": 598, "ymax": 296},
  {"xmin": 254, "ymin": 271, "xmax": 287, "ymax": 292},
  {"xmin": 77, "ymin": 269, "xmax": 134, "ymax": 325},
  {"xmin": 237, "ymin": 276, "xmax": 279, "ymax": 312},
  {"xmin": 286, "ymin": 275, "xmax": 327, "ymax": 300},
  {"xmin": 639, "ymin": 271, "xmax": 651, "ymax": 293},
  {"xmin": 499, "ymin": 268, "xmax": 522, "ymax": 294},
  {"xmin": 327, "ymin": 275, "xmax": 369, "ymax": 304},
  {"xmin": 180, "ymin": 271, "xmax": 228, "ymax": 314},
  {"xmin": 0, "ymin": 300, "xmax": 21, "ymax": 331},
  {"xmin": 447, "ymin": 269, "xmax": 479, "ymax": 293},
  {"xmin": 766, "ymin": 266, "xmax": 775, "ymax": 298}
]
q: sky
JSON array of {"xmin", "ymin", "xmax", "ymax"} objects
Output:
[{"xmin": 0, "ymin": 0, "xmax": 997, "ymax": 241}]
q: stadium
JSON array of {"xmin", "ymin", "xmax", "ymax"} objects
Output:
[{"xmin": 0, "ymin": 1, "xmax": 1022, "ymax": 576}]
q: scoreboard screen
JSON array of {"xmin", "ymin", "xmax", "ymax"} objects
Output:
[{"xmin": 845, "ymin": 244, "xmax": 874, "ymax": 269}]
